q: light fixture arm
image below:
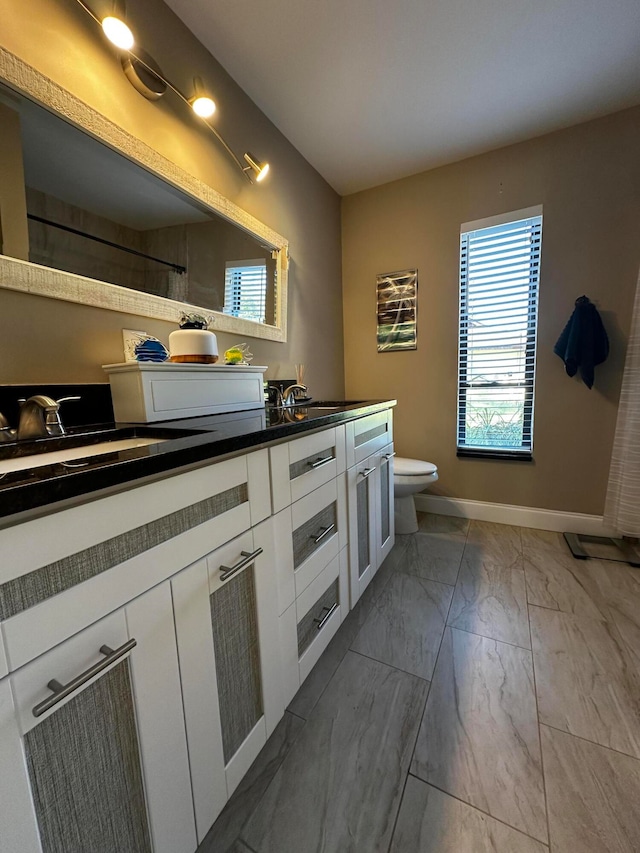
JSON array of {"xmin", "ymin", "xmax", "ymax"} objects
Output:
[{"xmin": 74, "ymin": 0, "xmax": 258, "ymax": 183}]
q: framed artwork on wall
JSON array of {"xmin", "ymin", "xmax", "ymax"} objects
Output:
[{"xmin": 376, "ymin": 269, "xmax": 417, "ymax": 352}]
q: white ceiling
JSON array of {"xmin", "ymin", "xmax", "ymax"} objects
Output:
[{"xmin": 165, "ymin": 0, "xmax": 640, "ymax": 195}]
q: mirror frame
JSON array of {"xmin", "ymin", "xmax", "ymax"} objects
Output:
[{"xmin": 0, "ymin": 47, "xmax": 289, "ymax": 342}]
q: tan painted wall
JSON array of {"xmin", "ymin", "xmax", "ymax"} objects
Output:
[
  {"xmin": 342, "ymin": 108, "xmax": 640, "ymax": 515},
  {"xmin": 0, "ymin": 0, "xmax": 343, "ymax": 396}
]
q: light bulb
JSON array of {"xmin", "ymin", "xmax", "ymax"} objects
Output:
[
  {"xmin": 256, "ymin": 162, "xmax": 270, "ymax": 182},
  {"xmin": 191, "ymin": 96, "xmax": 216, "ymax": 118},
  {"xmin": 102, "ymin": 16, "xmax": 134, "ymax": 50}
]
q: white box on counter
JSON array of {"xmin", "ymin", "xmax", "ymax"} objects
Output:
[{"xmin": 103, "ymin": 362, "xmax": 267, "ymax": 423}]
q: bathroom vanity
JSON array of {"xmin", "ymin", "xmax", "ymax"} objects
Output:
[{"xmin": 0, "ymin": 399, "xmax": 394, "ymax": 852}]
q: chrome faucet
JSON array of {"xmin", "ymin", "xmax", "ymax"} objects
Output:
[
  {"xmin": 282, "ymin": 383, "xmax": 308, "ymax": 407},
  {"xmin": 0, "ymin": 411, "xmax": 16, "ymax": 442},
  {"xmin": 17, "ymin": 395, "xmax": 80, "ymax": 441}
]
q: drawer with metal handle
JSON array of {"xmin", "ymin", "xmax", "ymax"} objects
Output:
[
  {"xmin": 289, "ymin": 476, "xmax": 347, "ymax": 599},
  {"xmin": 293, "ymin": 549, "xmax": 348, "ymax": 683},
  {"xmin": 297, "ymin": 577, "xmax": 340, "ymax": 657},
  {"xmin": 270, "ymin": 425, "xmax": 346, "ymax": 511}
]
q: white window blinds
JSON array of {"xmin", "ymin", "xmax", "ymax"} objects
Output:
[
  {"xmin": 224, "ymin": 259, "xmax": 267, "ymax": 324},
  {"xmin": 457, "ymin": 207, "xmax": 542, "ymax": 457}
]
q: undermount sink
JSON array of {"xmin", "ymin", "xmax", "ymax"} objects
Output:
[{"xmin": 0, "ymin": 426, "xmax": 201, "ymax": 476}]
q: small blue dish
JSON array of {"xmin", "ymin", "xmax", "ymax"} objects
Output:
[{"xmin": 134, "ymin": 338, "xmax": 169, "ymax": 362}]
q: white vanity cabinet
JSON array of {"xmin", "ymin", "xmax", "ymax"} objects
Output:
[
  {"xmin": 346, "ymin": 428, "xmax": 395, "ymax": 606},
  {"xmin": 4, "ymin": 582, "xmax": 196, "ymax": 853},
  {"xmin": 269, "ymin": 427, "xmax": 351, "ymax": 706},
  {"xmin": 171, "ymin": 520, "xmax": 282, "ymax": 843},
  {"xmin": 0, "ymin": 403, "xmax": 395, "ymax": 852},
  {"xmin": 0, "ymin": 449, "xmax": 272, "ymax": 853}
]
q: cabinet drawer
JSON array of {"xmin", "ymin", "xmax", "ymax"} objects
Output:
[
  {"xmin": 290, "ymin": 475, "xmax": 348, "ymax": 599},
  {"xmin": 1, "ymin": 452, "xmax": 268, "ymax": 672},
  {"xmin": 270, "ymin": 425, "xmax": 346, "ymax": 512},
  {"xmin": 346, "ymin": 410, "xmax": 393, "ymax": 467},
  {"xmin": 295, "ymin": 547, "xmax": 349, "ymax": 683}
]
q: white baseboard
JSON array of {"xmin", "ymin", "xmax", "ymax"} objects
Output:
[{"xmin": 413, "ymin": 494, "xmax": 617, "ymax": 537}]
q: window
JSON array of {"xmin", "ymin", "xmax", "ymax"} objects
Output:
[
  {"xmin": 224, "ymin": 259, "xmax": 268, "ymax": 323},
  {"xmin": 457, "ymin": 207, "xmax": 542, "ymax": 459}
]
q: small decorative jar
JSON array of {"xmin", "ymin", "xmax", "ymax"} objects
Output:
[{"xmin": 169, "ymin": 314, "xmax": 218, "ymax": 364}]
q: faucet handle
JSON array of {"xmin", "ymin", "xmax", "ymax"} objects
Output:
[{"xmin": 48, "ymin": 396, "xmax": 80, "ymax": 436}]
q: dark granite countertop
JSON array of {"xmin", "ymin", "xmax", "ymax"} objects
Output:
[{"xmin": 0, "ymin": 400, "xmax": 396, "ymax": 526}]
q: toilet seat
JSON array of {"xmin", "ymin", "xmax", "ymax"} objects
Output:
[{"xmin": 394, "ymin": 457, "xmax": 437, "ymax": 477}]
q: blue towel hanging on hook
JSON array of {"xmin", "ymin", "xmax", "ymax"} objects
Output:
[{"xmin": 554, "ymin": 295, "xmax": 609, "ymax": 389}]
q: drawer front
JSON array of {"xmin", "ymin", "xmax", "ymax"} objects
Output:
[
  {"xmin": 270, "ymin": 425, "xmax": 346, "ymax": 512},
  {"xmin": 295, "ymin": 547, "xmax": 349, "ymax": 683},
  {"xmin": 290, "ymin": 475, "xmax": 348, "ymax": 598},
  {"xmin": 346, "ymin": 410, "xmax": 393, "ymax": 467},
  {"xmin": 2, "ymin": 456, "xmax": 257, "ymax": 671}
]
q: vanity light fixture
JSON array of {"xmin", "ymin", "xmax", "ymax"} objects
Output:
[
  {"xmin": 243, "ymin": 152, "xmax": 270, "ymax": 183},
  {"xmin": 73, "ymin": 0, "xmax": 269, "ymax": 183},
  {"xmin": 101, "ymin": 15, "xmax": 134, "ymax": 49},
  {"xmin": 190, "ymin": 76, "xmax": 216, "ymax": 118},
  {"xmin": 100, "ymin": 0, "xmax": 134, "ymax": 50}
]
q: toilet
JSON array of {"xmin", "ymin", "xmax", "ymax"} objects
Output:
[{"xmin": 393, "ymin": 456, "xmax": 438, "ymax": 535}]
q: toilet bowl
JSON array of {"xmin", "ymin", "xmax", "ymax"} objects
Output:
[{"xmin": 393, "ymin": 457, "xmax": 438, "ymax": 535}]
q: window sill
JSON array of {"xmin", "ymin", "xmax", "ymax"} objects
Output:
[{"xmin": 457, "ymin": 449, "xmax": 533, "ymax": 462}]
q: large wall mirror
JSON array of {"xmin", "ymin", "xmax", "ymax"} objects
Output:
[{"xmin": 0, "ymin": 49, "xmax": 288, "ymax": 341}]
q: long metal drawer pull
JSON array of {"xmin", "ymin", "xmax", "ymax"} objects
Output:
[
  {"xmin": 313, "ymin": 602, "xmax": 338, "ymax": 630},
  {"xmin": 311, "ymin": 523, "xmax": 336, "ymax": 544},
  {"xmin": 309, "ymin": 454, "xmax": 334, "ymax": 469},
  {"xmin": 32, "ymin": 638, "xmax": 137, "ymax": 718},
  {"xmin": 384, "ymin": 452, "xmax": 396, "ymax": 460},
  {"xmin": 359, "ymin": 467, "xmax": 375, "ymax": 479},
  {"xmin": 219, "ymin": 547, "xmax": 264, "ymax": 581}
]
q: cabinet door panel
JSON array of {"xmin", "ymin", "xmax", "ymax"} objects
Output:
[
  {"xmin": 347, "ymin": 458, "xmax": 377, "ymax": 607},
  {"xmin": 210, "ymin": 563, "xmax": 264, "ymax": 764},
  {"xmin": 172, "ymin": 559, "xmax": 227, "ymax": 843},
  {"xmin": 174, "ymin": 524, "xmax": 283, "ymax": 840},
  {"xmin": 125, "ymin": 584, "xmax": 196, "ymax": 853},
  {"xmin": 376, "ymin": 445, "xmax": 395, "ymax": 564},
  {"xmin": 23, "ymin": 660, "xmax": 152, "ymax": 853},
  {"xmin": 0, "ymin": 678, "xmax": 41, "ymax": 853}
]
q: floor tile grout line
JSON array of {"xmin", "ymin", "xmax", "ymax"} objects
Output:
[
  {"xmin": 236, "ymin": 839, "xmax": 259, "ymax": 853},
  {"xmin": 394, "ymin": 566, "xmax": 456, "ymax": 588},
  {"xmin": 384, "ymin": 760, "xmax": 414, "ymax": 853},
  {"xmin": 348, "ymin": 647, "xmax": 432, "ymax": 684},
  {"xmin": 285, "ymin": 708, "xmax": 306, "ymax": 722},
  {"xmin": 407, "ymin": 774, "xmax": 550, "ymax": 849},
  {"xmin": 407, "ymin": 539, "xmax": 464, "ymax": 770},
  {"xmin": 287, "ymin": 578, "xmax": 384, "ymax": 721},
  {"xmin": 527, "ymin": 601, "xmax": 609, "ymax": 623},
  {"xmin": 526, "ymin": 558, "xmax": 553, "ymax": 849},
  {"xmin": 229, "ymin": 716, "xmax": 308, "ymax": 851},
  {"xmin": 446, "ymin": 624, "xmax": 532, "ymax": 653},
  {"xmin": 540, "ymin": 721, "xmax": 640, "ymax": 763}
]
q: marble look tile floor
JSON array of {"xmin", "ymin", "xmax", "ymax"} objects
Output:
[{"xmin": 197, "ymin": 514, "xmax": 640, "ymax": 853}]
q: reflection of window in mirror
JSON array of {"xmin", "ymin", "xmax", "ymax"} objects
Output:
[{"xmin": 224, "ymin": 259, "xmax": 268, "ymax": 323}]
